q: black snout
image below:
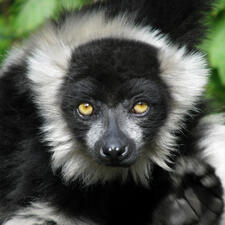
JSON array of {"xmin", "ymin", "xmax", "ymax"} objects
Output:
[
  {"xmin": 100, "ymin": 145, "xmax": 129, "ymax": 161},
  {"xmin": 95, "ymin": 111, "xmax": 136, "ymax": 167},
  {"xmin": 98, "ymin": 139, "xmax": 134, "ymax": 166}
]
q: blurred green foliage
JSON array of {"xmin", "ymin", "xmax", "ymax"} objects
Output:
[
  {"xmin": 0, "ymin": 0, "xmax": 91, "ymax": 62},
  {"xmin": 201, "ymin": 0, "xmax": 225, "ymax": 110},
  {"xmin": 0, "ymin": 0, "xmax": 225, "ymax": 110}
]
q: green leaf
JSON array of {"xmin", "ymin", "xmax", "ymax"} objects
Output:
[
  {"xmin": 0, "ymin": 38, "xmax": 11, "ymax": 53},
  {"xmin": 213, "ymin": 0, "xmax": 225, "ymax": 16},
  {"xmin": 0, "ymin": 36, "xmax": 12, "ymax": 65},
  {"xmin": 14, "ymin": 0, "xmax": 57, "ymax": 34},
  {"xmin": 60, "ymin": 0, "xmax": 89, "ymax": 10},
  {"xmin": 0, "ymin": 16, "xmax": 16, "ymax": 36},
  {"xmin": 207, "ymin": 70, "xmax": 225, "ymax": 110},
  {"xmin": 0, "ymin": 17, "xmax": 8, "ymax": 35},
  {"xmin": 208, "ymin": 13, "xmax": 225, "ymax": 86}
]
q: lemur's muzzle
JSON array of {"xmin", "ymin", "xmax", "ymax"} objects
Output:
[{"xmin": 95, "ymin": 111, "xmax": 136, "ymax": 167}]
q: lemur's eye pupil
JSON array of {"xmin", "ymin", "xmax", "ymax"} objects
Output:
[
  {"xmin": 132, "ymin": 102, "xmax": 149, "ymax": 114},
  {"xmin": 78, "ymin": 103, "xmax": 94, "ymax": 116}
]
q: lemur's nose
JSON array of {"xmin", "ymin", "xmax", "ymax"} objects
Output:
[
  {"xmin": 100, "ymin": 144, "xmax": 129, "ymax": 161},
  {"xmin": 95, "ymin": 111, "xmax": 136, "ymax": 167}
]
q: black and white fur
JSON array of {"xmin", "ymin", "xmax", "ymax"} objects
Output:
[{"xmin": 0, "ymin": 0, "xmax": 224, "ymax": 224}]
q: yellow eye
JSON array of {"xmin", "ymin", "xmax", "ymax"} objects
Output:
[
  {"xmin": 78, "ymin": 103, "xmax": 94, "ymax": 116},
  {"xmin": 132, "ymin": 102, "xmax": 149, "ymax": 114}
]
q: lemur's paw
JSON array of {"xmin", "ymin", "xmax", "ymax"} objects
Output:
[{"xmin": 152, "ymin": 157, "xmax": 224, "ymax": 225}]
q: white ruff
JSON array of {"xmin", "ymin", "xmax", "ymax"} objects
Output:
[
  {"xmin": 3, "ymin": 202, "xmax": 97, "ymax": 225},
  {"xmin": 198, "ymin": 114, "xmax": 225, "ymax": 225},
  {"xmin": 21, "ymin": 10, "xmax": 209, "ymax": 185}
]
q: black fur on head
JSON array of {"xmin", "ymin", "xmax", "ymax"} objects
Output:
[{"xmin": 60, "ymin": 38, "xmax": 170, "ymax": 167}]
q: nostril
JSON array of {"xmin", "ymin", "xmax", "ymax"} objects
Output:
[
  {"xmin": 120, "ymin": 145, "xmax": 129, "ymax": 157},
  {"xmin": 100, "ymin": 147, "xmax": 108, "ymax": 158},
  {"xmin": 100, "ymin": 145, "xmax": 129, "ymax": 161},
  {"xmin": 102, "ymin": 146, "xmax": 113, "ymax": 156},
  {"xmin": 115, "ymin": 146, "xmax": 128, "ymax": 157}
]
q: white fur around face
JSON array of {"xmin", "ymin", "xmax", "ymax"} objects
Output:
[
  {"xmin": 151, "ymin": 47, "xmax": 208, "ymax": 169},
  {"xmin": 86, "ymin": 120, "xmax": 105, "ymax": 149},
  {"xmin": 198, "ymin": 114, "xmax": 225, "ymax": 225},
  {"xmin": 120, "ymin": 117, "xmax": 144, "ymax": 149},
  {"xmin": 23, "ymin": 9, "xmax": 209, "ymax": 185},
  {"xmin": 3, "ymin": 202, "xmax": 97, "ymax": 225}
]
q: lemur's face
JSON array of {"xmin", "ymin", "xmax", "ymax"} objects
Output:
[{"xmin": 61, "ymin": 38, "xmax": 170, "ymax": 167}]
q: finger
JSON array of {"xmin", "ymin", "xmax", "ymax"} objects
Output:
[
  {"xmin": 152, "ymin": 194, "xmax": 199, "ymax": 225},
  {"xmin": 192, "ymin": 183, "xmax": 223, "ymax": 215}
]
